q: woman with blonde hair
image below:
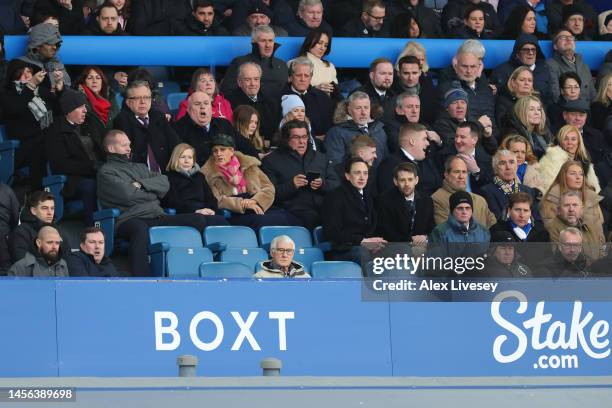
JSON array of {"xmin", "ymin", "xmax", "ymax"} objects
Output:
[
  {"xmin": 540, "ymin": 160, "xmax": 604, "ymax": 245},
  {"xmin": 233, "ymin": 105, "xmax": 266, "ymax": 157},
  {"xmin": 591, "ymin": 73, "xmax": 612, "ymax": 130},
  {"xmin": 163, "ymin": 143, "xmax": 229, "ymax": 225},
  {"xmin": 501, "ymin": 95, "xmax": 552, "ymax": 159},
  {"xmin": 499, "ymin": 134, "xmax": 543, "ymax": 192},
  {"xmin": 538, "ymin": 124, "xmax": 600, "ymax": 195},
  {"xmin": 395, "ymin": 41, "xmax": 430, "ymax": 76},
  {"xmin": 495, "ymin": 66, "xmax": 536, "ymax": 126}
]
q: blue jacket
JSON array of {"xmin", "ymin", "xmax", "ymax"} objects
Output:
[{"xmin": 429, "ymin": 214, "xmax": 490, "ymax": 259}]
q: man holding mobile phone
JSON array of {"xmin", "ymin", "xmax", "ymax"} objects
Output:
[{"xmin": 262, "ymin": 119, "xmax": 340, "ymax": 230}]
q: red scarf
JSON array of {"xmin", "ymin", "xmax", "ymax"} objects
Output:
[
  {"xmin": 82, "ymin": 85, "xmax": 111, "ymax": 125},
  {"xmin": 216, "ymin": 155, "xmax": 247, "ymax": 194}
]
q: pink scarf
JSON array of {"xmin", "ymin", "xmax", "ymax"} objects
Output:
[{"xmin": 216, "ymin": 155, "xmax": 247, "ymax": 194}]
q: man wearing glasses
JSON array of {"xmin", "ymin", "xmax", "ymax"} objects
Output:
[
  {"xmin": 254, "ymin": 235, "xmax": 310, "ymax": 278},
  {"xmin": 546, "ymin": 29, "xmax": 596, "ymax": 104},
  {"xmin": 113, "ymin": 80, "xmax": 181, "ymax": 172},
  {"xmin": 540, "ymin": 227, "xmax": 591, "ymax": 277},
  {"xmin": 491, "ymin": 33, "xmax": 552, "ymax": 105},
  {"xmin": 339, "ymin": 0, "xmax": 389, "ymax": 37}
]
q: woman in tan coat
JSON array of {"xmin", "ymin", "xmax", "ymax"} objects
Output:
[{"xmin": 202, "ymin": 134, "xmax": 294, "ymax": 230}]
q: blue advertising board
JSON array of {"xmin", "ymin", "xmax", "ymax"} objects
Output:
[{"xmin": 0, "ymin": 279, "xmax": 610, "ymax": 377}]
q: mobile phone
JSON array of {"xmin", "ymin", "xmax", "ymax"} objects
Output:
[{"xmin": 306, "ymin": 171, "xmax": 321, "ymax": 182}]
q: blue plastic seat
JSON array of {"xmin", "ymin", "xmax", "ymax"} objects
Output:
[
  {"xmin": 220, "ymin": 247, "xmax": 268, "ymax": 272},
  {"xmin": 199, "ymin": 262, "xmax": 253, "ymax": 278},
  {"xmin": 310, "ymin": 261, "xmax": 363, "ymax": 279},
  {"xmin": 164, "ymin": 247, "xmax": 212, "ymax": 278},
  {"xmin": 160, "ymin": 81, "xmax": 180, "ymax": 99},
  {"xmin": 203, "ymin": 225, "xmax": 258, "ymax": 253},
  {"xmin": 166, "ymin": 92, "xmax": 188, "ymax": 114},
  {"xmin": 293, "ymin": 247, "xmax": 324, "ymax": 272},
  {"xmin": 258, "ymin": 226, "xmax": 312, "ymax": 250},
  {"xmin": 148, "ymin": 226, "xmax": 203, "ymax": 277},
  {"xmin": 0, "ymin": 125, "xmax": 20, "ymax": 185},
  {"xmin": 312, "ymin": 226, "xmax": 332, "ymax": 252},
  {"xmin": 42, "ymin": 164, "xmax": 83, "ymax": 222}
]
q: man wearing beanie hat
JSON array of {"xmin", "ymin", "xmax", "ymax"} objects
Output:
[
  {"xmin": 546, "ymin": 0, "xmax": 597, "ymax": 39},
  {"xmin": 474, "ymin": 230, "xmax": 533, "ymax": 278},
  {"xmin": 428, "ymin": 190, "xmax": 490, "ymax": 263},
  {"xmin": 32, "ymin": 0, "xmax": 85, "ymax": 35},
  {"xmin": 561, "ymin": 4, "xmax": 591, "ymax": 40},
  {"xmin": 232, "ymin": 0, "xmax": 288, "ymax": 36},
  {"xmin": 433, "ymin": 85, "xmax": 472, "ymax": 149},
  {"xmin": 20, "ymin": 23, "xmax": 71, "ymax": 91},
  {"xmin": 46, "ymin": 88, "xmax": 104, "ymax": 225}
]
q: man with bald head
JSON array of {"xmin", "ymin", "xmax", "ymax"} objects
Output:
[
  {"xmin": 173, "ymin": 91, "xmax": 258, "ymax": 165},
  {"xmin": 9, "ymin": 226, "xmax": 69, "ymax": 277}
]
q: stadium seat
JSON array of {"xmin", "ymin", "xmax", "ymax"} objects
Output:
[
  {"xmin": 203, "ymin": 225, "xmax": 258, "ymax": 253},
  {"xmin": 0, "ymin": 125, "xmax": 20, "ymax": 185},
  {"xmin": 313, "ymin": 226, "xmax": 332, "ymax": 253},
  {"xmin": 310, "ymin": 261, "xmax": 363, "ymax": 279},
  {"xmin": 148, "ymin": 226, "xmax": 203, "ymax": 277},
  {"xmin": 166, "ymin": 247, "xmax": 213, "ymax": 278},
  {"xmin": 258, "ymin": 226, "xmax": 313, "ymax": 250},
  {"xmin": 199, "ymin": 261, "xmax": 253, "ymax": 278},
  {"xmin": 160, "ymin": 81, "xmax": 180, "ymax": 99},
  {"xmin": 293, "ymin": 247, "xmax": 324, "ymax": 272},
  {"xmin": 167, "ymin": 92, "xmax": 188, "ymax": 114},
  {"xmin": 220, "ymin": 247, "xmax": 268, "ymax": 272},
  {"xmin": 42, "ymin": 163, "xmax": 83, "ymax": 222}
]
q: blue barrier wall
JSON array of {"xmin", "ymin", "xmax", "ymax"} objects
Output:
[
  {"xmin": 1, "ymin": 279, "xmax": 611, "ymax": 377},
  {"xmin": 4, "ymin": 36, "xmax": 611, "ymax": 69}
]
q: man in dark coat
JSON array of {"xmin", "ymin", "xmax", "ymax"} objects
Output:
[
  {"xmin": 560, "ymin": 99, "xmax": 610, "ymax": 166},
  {"xmin": 173, "ymin": 92, "xmax": 258, "ymax": 166},
  {"xmin": 46, "ymin": 89, "xmax": 104, "ymax": 225},
  {"xmin": 229, "ymin": 0, "xmax": 295, "ymax": 32},
  {"xmin": 441, "ymin": 0, "xmax": 501, "ymax": 37},
  {"xmin": 377, "ymin": 162, "xmax": 435, "ymax": 243},
  {"xmin": 177, "ymin": 0, "xmax": 229, "ymax": 36},
  {"xmin": 81, "ymin": 2, "xmax": 129, "ymax": 35},
  {"xmin": 113, "ymin": 80, "xmax": 180, "ymax": 172},
  {"xmin": 128, "ymin": 0, "xmax": 191, "ymax": 35},
  {"xmin": 356, "ymin": 58, "xmax": 397, "ymax": 118},
  {"xmin": 32, "ymin": 0, "xmax": 85, "ymax": 34},
  {"xmin": 392, "ymin": 55, "xmax": 439, "ymax": 126},
  {"xmin": 280, "ymin": 57, "xmax": 335, "ymax": 138},
  {"xmin": 538, "ymin": 227, "xmax": 590, "ymax": 277},
  {"xmin": 377, "ymin": 122, "xmax": 442, "ymax": 196},
  {"xmin": 66, "ymin": 227, "xmax": 118, "ymax": 277},
  {"xmin": 262, "ymin": 120, "xmax": 339, "ymax": 229},
  {"xmin": 439, "ymin": 121, "xmax": 493, "ymax": 194},
  {"xmin": 232, "ymin": 1, "xmax": 288, "ymax": 36},
  {"xmin": 490, "ymin": 33, "xmax": 553, "ymax": 105},
  {"xmin": 225, "ymin": 61, "xmax": 281, "ymax": 141},
  {"xmin": 285, "ymin": 0, "xmax": 333, "ymax": 36},
  {"xmin": 546, "ymin": 0, "xmax": 597, "ymax": 39},
  {"xmin": 221, "ymin": 25, "xmax": 288, "ymax": 98},
  {"xmin": 339, "ymin": 0, "xmax": 390, "ymax": 37}
]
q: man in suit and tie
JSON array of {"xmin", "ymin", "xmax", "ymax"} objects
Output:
[{"xmin": 377, "ymin": 162, "xmax": 435, "ymax": 243}]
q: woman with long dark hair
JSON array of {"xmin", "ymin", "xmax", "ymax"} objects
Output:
[
  {"xmin": 292, "ymin": 28, "xmax": 338, "ymax": 98},
  {"xmin": 501, "ymin": 4, "xmax": 547, "ymax": 40}
]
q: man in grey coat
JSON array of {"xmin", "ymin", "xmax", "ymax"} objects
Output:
[
  {"xmin": 97, "ymin": 130, "xmax": 228, "ymax": 276},
  {"xmin": 547, "ymin": 29, "xmax": 596, "ymax": 104},
  {"xmin": 9, "ymin": 226, "xmax": 69, "ymax": 277}
]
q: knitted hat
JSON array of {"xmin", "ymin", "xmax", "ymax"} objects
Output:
[
  {"xmin": 28, "ymin": 23, "xmax": 62, "ymax": 50},
  {"xmin": 444, "ymin": 84, "xmax": 469, "ymax": 107},
  {"xmin": 491, "ymin": 230, "xmax": 516, "ymax": 243},
  {"xmin": 247, "ymin": 0, "xmax": 273, "ymax": 19},
  {"xmin": 211, "ymin": 133, "xmax": 235, "ymax": 148},
  {"xmin": 281, "ymin": 94, "xmax": 305, "ymax": 117},
  {"xmin": 60, "ymin": 88, "xmax": 88, "ymax": 114},
  {"xmin": 562, "ymin": 4, "xmax": 585, "ymax": 24},
  {"xmin": 449, "ymin": 191, "xmax": 473, "ymax": 212}
]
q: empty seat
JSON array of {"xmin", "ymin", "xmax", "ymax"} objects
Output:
[
  {"xmin": 220, "ymin": 247, "xmax": 268, "ymax": 272},
  {"xmin": 293, "ymin": 247, "xmax": 324, "ymax": 272},
  {"xmin": 310, "ymin": 261, "xmax": 363, "ymax": 279},
  {"xmin": 149, "ymin": 226, "xmax": 204, "ymax": 277},
  {"xmin": 312, "ymin": 226, "xmax": 332, "ymax": 252},
  {"xmin": 203, "ymin": 225, "xmax": 258, "ymax": 252},
  {"xmin": 259, "ymin": 226, "xmax": 312, "ymax": 250},
  {"xmin": 199, "ymin": 262, "xmax": 253, "ymax": 278},
  {"xmin": 167, "ymin": 92, "xmax": 188, "ymax": 113},
  {"xmin": 167, "ymin": 247, "xmax": 213, "ymax": 278}
]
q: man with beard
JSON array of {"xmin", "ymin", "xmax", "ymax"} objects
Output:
[
  {"xmin": 356, "ymin": 58, "xmax": 396, "ymax": 117},
  {"xmin": 9, "ymin": 226, "xmax": 69, "ymax": 276},
  {"xmin": 339, "ymin": 0, "xmax": 390, "ymax": 37},
  {"xmin": 178, "ymin": 0, "xmax": 229, "ymax": 36}
]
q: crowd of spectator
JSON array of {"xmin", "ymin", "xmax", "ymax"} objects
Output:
[{"xmin": 1, "ymin": 0, "xmax": 611, "ymax": 278}]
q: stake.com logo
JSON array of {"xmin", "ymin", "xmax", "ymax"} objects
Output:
[{"xmin": 491, "ymin": 291, "xmax": 611, "ymax": 370}]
